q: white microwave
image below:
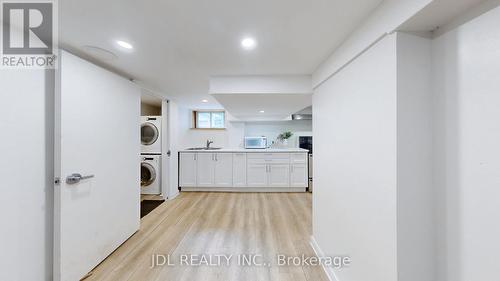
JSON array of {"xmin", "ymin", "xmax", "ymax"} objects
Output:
[{"xmin": 244, "ymin": 136, "xmax": 267, "ymax": 149}]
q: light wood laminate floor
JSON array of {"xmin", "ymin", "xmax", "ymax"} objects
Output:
[{"xmin": 85, "ymin": 192, "xmax": 328, "ymax": 281}]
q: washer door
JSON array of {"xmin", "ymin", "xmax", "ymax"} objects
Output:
[
  {"xmin": 141, "ymin": 122, "xmax": 159, "ymax": 145},
  {"xmin": 141, "ymin": 162, "xmax": 157, "ymax": 187}
]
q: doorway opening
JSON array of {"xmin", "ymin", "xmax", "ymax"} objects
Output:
[{"xmin": 140, "ymin": 90, "xmax": 167, "ymax": 217}]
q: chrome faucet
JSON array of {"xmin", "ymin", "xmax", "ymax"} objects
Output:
[{"xmin": 206, "ymin": 139, "xmax": 214, "ymax": 149}]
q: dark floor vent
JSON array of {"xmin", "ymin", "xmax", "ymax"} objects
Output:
[{"xmin": 141, "ymin": 200, "xmax": 165, "ymax": 218}]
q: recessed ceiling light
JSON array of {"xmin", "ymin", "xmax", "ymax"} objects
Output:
[
  {"xmin": 116, "ymin": 40, "xmax": 133, "ymax": 50},
  {"xmin": 202, "ymin": 99, "xmax": 208, "ymax": 103},
  {"xmin": 82, "ymin": 46, "xmax": 118, "ymax": 61},
  {"xmin": 259, "ymin": 110, "xmax": 265, "ymax": 113},
  {"xmin": 241, "ymin": 37, "xmax": 257, "ymax": 50}
]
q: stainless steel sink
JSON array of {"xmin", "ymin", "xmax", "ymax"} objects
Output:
[{"xmin": 186, "ymin": 147, "xmax": 222, "ymax": 150}]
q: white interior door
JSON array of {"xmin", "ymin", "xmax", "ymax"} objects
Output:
[{"xmin": 54, "ymin": 51, "xmax": 140, "ymax": 281}]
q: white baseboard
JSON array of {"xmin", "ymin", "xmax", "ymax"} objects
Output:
[
  {"xmin": 180, "ymin": 187, "xmax": 306, "ymax": 192},
  {"xmin": 309, "ymin": 236, "xmax": 339, "ymax": 281},
  {"xmin": 166, "ymin": 191, "xmax": 179, "ymax": 200}
]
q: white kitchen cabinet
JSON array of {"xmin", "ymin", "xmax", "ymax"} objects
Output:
[
  {"xmin": 196, "ymin": 153, "xmax": 215, "ymax": 187},
  {"xmin": 214, "ymin": 153, "xmax": 233, "ymax": 187},
  {"xmin": 233, "ymin": 153, "xmax": 247, "ymax": 187},
  {"xmin": 179, "ymin": 151, "xmax": 308, "ymax": 191},
  {"xmin": 290, "ymin": 153, "xmax": 307, "ymax": 164},
  {"xmin": 247, "ymin": 163, "xmax": 268, "ymax": 187},
  {"xmin": 290, "ymin": 164, "xmax": 308, "ymax": 187},
  {"xmin": 179, "ymin": 152, "xmax": 197, "ymax": 186},
  {"xmin": 268, "ymin": 164, "xmax": 290, "ymax": 187}
]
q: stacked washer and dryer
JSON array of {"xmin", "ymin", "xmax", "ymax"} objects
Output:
[{"xmin": 140, "ymin": 116, "xmax": 162, "ymax": 195}]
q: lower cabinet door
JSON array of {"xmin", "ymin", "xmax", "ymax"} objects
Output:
[
  {"xmin": 214, "ymin": 153, "xmax": 233, "ymax": 187},
  {"xmin": 179, "ymin": 153, "xmax": 197, "ymax": 186},
  {"xmin": 268, "ymin": 164, "xmax": 290, "ymax": 187},
  {"xmin": 233, "ymin": 153, "xmax": 247, "ymax": 187},
  {"xmin": 196, "ymin": 153, "xmax": 215, "ymax": 187},
  {"xmin": 290, "ymin": 164, "xmax": 307, "ymax": 187},
  {"xmin": 247, "ymin": 163, "xmax": 268, "ymax": 187}
]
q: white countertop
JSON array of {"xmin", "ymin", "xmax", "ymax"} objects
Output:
[{"xmin": 179, "ymin": 148, "xmax": 309, "ymax": 153}]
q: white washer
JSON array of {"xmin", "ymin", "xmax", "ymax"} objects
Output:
[
  {"xmin": 141, "ymin": 155, "xmax": 161, "ymax": 194},
  {"xmin": 141, "ymin": 116, "xmax": 162, "ymax": 154}
]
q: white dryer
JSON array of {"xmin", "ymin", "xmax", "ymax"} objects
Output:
[
  {"xmin": 141, "ymin": 116, "xmax": 162, "ymax": 154},
  {"xmin": 141, "ymin": 155, "xmax": 161, "ymax": 194}
]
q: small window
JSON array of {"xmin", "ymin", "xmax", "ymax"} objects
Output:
[{"xmin": 193, "ymin": 110, "xmax": 225, "ymax": 129}]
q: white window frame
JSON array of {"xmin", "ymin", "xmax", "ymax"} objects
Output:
[{"xmin": 193, "ymin": 110, "xmax": 226, "ymax": 129}]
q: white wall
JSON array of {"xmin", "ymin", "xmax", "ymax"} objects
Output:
[
  {"xmin": 244, "ymin": 120, "xmax": 312, "ymax": 147},
  {"xmin": 176, "ymin": 105, "xmax": 312, "ymax": 149},
  {"xmin": 313, "ymin": 32, "xmax": 436, "ymax": 281},
  {"xmin": 396, "ymin": 33, "xmax": 434, "ymax": 281},
  {"xmin": 311, "ymin": 4, "xmax": 500, "ymax": 281},
  {"xmin": 313, "ymin": 34, "xmax": 398, "ymax": 281},
  {"xmin": 433, "ymin": 5, "xmax": 500, "ymax": 281},
  {"xmin": 0, "ymin": 72, "xmax": 53, "ymax": 279},
  {"xmin": 176, "ymin": 106, "xmax": 245, "ymax": 148}
]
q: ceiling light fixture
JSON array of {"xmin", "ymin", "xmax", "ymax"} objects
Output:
[
  {"xmin": 116, "ymin": 40, "xmax": 133, "ymax": 50},
  {"xmin": 241, "ymin": 37, "xmax": 257, "ymax": 50},
  {"xmin": 202, "ymin": 99, "xmax": 208, "ymax": 103},
  {"xmin": 259, "ymin": 110, "xmax": 265, "ymax": 113}
]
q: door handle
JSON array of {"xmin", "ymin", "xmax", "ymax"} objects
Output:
[{"xmin": 66, "ymin": 173, "xmax": 94, "ymax": 184}]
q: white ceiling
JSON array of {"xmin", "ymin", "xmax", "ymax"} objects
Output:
[
  {"xmin": 399, "ymin": 0, "xmax": 487, "ymax": 33},
  {"xmin": 60, "ymin": 0, "xmax": 383, "ymax": 107}
]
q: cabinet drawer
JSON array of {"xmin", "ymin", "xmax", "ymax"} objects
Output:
[
  {"xmin": 247, "ymin": 158, "xmax": 267, "ymax": 164},
  {"xmin": 247, "ymin": 153, "xmax": 267, "ymax": 160},
  {"xmin": 290, "ymin": 153, "xmax": 307, "ymax": 163},
  {"xmin": 247, "ymin": 153, "xmax": 290, "ymax": 160},
  {"xmin": 247, "ymin": 159, "xmax": 290, "ymax": 165},
  {"xmin": 248, "ymin": 157, "xmax": 291, "ymax": 164},
  {"xmin": 270, "ymin": 153, "xmax": 291, "ymax": 160}
]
